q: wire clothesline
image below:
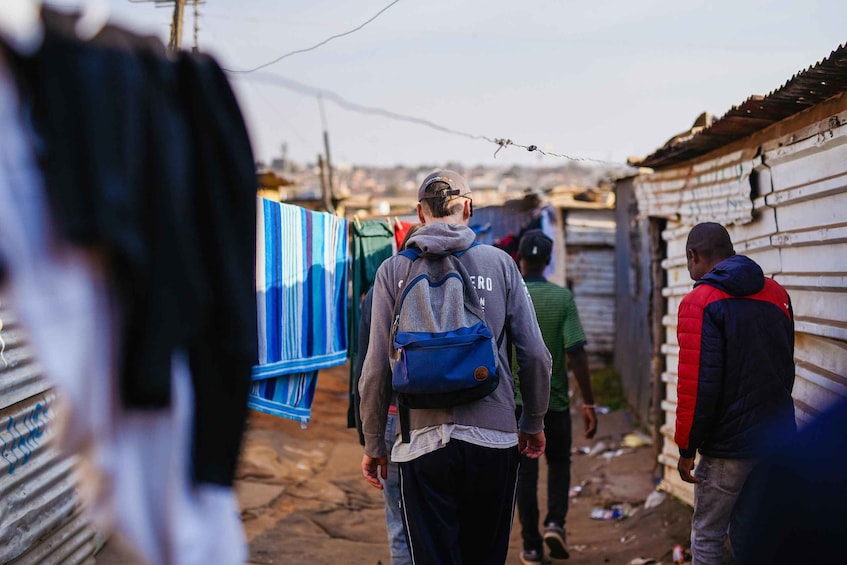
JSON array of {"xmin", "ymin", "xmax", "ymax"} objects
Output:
[
  {"xmin": 212, "ymin": 0, "xmax": 626, "ymax": 165},
  {"xmin": 235, "ymin": 71, "xmax": 627, "ymax": 166}
]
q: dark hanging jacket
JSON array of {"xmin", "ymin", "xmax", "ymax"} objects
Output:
[
  {"xmin": 675, "ymin": 255, "xmax": 796, "ymax": 459},
  {"xmin": 3, "ymin": 9, "xmax": 257, "ymax": 486}
]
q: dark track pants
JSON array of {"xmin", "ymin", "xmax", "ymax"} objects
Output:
[
  {"xmin": 398, "ymin": 439, "xmax": 520, "ymax": 565},
  {"xmin": 515, "ymin": 407, "xmax": 572, "ymax": 552}
]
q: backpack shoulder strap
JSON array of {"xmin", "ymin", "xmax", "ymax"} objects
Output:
[
  {"xmin": 398, "ymin": 247, "xmax": 421, "ymax": 261},
  {"xmin": 390, "ymin": 247, "xmax": 422, "ymax": 344}
]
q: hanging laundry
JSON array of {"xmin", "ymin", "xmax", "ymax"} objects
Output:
[
  {"xmin": 393, "ymin": 219, "xmax": 416, "ymax": 250},
  {"xmin": 249, "ymin": 370, "xmax": 318, "ymax": 424},
  {"xmin": 0, "ymin": 8, "xmax": 256, "ymax": 565},
  {"xmin": 252, "ymin": 198, "xmax": 348, "ymax": 423},
  {"xmin": 539, "ymin": 204, "xmax": 559, "ymax": 279},
  {"xmin": 347, "ymin": 220, "xmax": 395, "ymax": 430},
  {"xmin": 470, "ymin": 222, "xmax": 493, "ymax": 243}
]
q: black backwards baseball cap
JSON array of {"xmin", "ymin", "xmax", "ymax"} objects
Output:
[
  {"xmin": 519, "ymin": 229, "xmax": 553, "ymax": 260},
  {"xmin": 417, "ymin": 170, "xmax": 470, "ymax": 202}
]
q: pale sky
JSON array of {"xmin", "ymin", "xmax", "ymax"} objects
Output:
[{"xmin": 54, "ymin": 1, "xmax": 847, "ymax": 168}]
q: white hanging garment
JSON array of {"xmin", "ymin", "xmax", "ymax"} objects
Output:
[{"xmin": 0, "ymin": 50, "xmax": 246, "ymax": 565}]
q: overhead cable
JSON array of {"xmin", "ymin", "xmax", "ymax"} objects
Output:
[
  {"xmin": 234, "ymin": 71, "xmax": 627, "ymax": 165},
  {"xmin": 222, "ymin": 0, "xmax": 402, "ymax": 73}
]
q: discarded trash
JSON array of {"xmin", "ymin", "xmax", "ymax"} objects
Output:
[
  {"xmin": 602, "ymin": 447, "xmax": 632, "ymax": 460},
  {"xmin": 571, "ymin": 545, "xmax": 587, "ymax": 553},
  {"xmin": 587, "ymin": 441, "xmax": 608, "ymax": 456},
  {"xmin": 572, "ymin": 446, "xmax": 591, "ymax": 455},
  {"xmin": 620, "ymin": 534, "xmax": 636, "ymax": 544},
  {"xmin": 590, "ymin": 502, "xmax": 633, "ymax": 520},
  {"xmin": 596, "ymin": 405, "xmax": 611, "ymax": 414},
  {"xmin": 569, "ymin": 479, "xmax": 590, "ymax": 498},
  {"xmin": 672, "ymin": 544, "xmax": 685, "ymax": 563},
  {"xmin": 590, "ymin": 507, "xmax": 616, "ymax": 520},
  {"xmin": 591, "ymin": 507, "xmax": 609, "ymax": 519},
  {"xmin": 622, "ymin": 434, "xmax": 646, "ymax": 448},
  {"xmin": 644, "ymin": 489, "xmax": 667, "ymax": 509},
  {"xmin": 629, "ymin": 559, "xmax": 658, "ymax": 565},
  {"xmin": 622, "ymin": 431, "xmax": 653, "ymax": 447}
]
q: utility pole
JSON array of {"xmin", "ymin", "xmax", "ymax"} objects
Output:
[
  {"xmin": 318, "ymin": 95, "xmax": 336, "ymax": 214},
  {"xmin": 168, "ymin": 0, "xmax": 186, "ymax": 54},
  {"xmin": 192, "ymin": 0, "xmax": 200, "ymax": 52},
  {"xmin": 317, "ymin": 154, "xmax": 332, "ymax": 213},
  {"xmin": 132, "ymin": 1, "xmax": 191, "ymax": 55}
]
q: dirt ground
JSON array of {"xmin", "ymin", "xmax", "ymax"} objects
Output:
[
  {"xmin": 97, "ymin": 362, "xmax": 694, "ymax": 564},
  {"xmin": 238, "ymin": 363, "xmax": 693, "ymax": 565}
]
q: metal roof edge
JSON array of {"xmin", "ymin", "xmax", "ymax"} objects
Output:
[{"xmin": 638, "ymin": 43, "xmax": 847, "ymax": 169}]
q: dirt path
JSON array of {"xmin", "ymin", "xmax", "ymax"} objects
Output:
[
  {"xmin": 96, "ymin": 362, "xmax": 693, "ymax": 564},
  {"xmin": 237, "ymin": 364, "xmax": 692, "ymax": 565}
]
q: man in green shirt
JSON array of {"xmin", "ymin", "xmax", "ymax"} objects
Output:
[{"xmin": 513, "ymin": 229, "xmax": 598, "ymax": 564}]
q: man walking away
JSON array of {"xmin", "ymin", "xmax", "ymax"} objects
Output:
[
  {"xmin": 358, "ymin": 170, "xmax": 552, "ymax": 565},
  {"xmin": 354, "ymin": 224, "xmax": 423, "ymax": 565},
  {"xmin": 675, "ymin": 222, "xmax": 796, "ymax": 564},
  {"xmin": 512, "ymin": 229, "xmax": 598, "ymax": 564}
]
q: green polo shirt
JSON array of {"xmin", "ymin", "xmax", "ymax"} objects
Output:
[{"xmin": 512, "ymin": 277, "xmax": 587, "ymax": 412}]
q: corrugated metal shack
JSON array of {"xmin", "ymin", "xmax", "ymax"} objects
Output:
[
  {"xmin": 622, "ymin": 43, "xmax": 847, "ymax": 505},
  {"xmin": 613, "ymin": 176, "xmax": 666, "ymax": 432},
  {"xmin": 474, "ymin": 190, "xmax": 617, "ymax": 370},
  {"xmin": 0, "ymin": 303, "xmax": 102, "ymax": 563},
  {"xmin": 557, "ymin": 207, "xmax": 617, "ymax": 369}
]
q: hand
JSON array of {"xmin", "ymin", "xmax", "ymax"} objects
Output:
[
  {"xmin": 361, "ymin": 454, "xmax": 388, "ymax": 490},
  {"xmin": 519, "ymin": 430, "xmax": 546, "ymax": 459},
  {"xmin": 582, "ymin": 407, "xmax": 598, "ymax": 439},
  {"xmin": 677, "ymin": 455, "xmax": 701, "ymax": 484}
]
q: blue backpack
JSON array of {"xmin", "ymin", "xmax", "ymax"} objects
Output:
[{"xmin": 390, "ymin": 243, "xmax": 505, "ymax": 441}]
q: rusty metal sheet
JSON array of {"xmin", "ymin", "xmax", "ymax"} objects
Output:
[{"xmin": 640, "ymin": 43, "xmax": 847, "ymax": 168}]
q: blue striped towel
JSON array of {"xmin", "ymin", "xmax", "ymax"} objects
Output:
[{"xmin": 250, "ymin": 198, "xmax": 348, "ymax": 423}]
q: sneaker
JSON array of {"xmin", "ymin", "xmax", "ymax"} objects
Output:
[
  {"xmin": 520, "ymin": 548, "xmax": 543, "ymax": 564},
  {"xmin": 543, "ymin": 523, "xmax": 570, "ymax": 559}
]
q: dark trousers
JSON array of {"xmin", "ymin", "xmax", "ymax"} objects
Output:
[
  {"xmin": 515, "ymin": 407, "xmax": 572, "ymax": 552},
  {"xmin": 399, "ymin": 439, "xmax": 519, "ymax": 565}
]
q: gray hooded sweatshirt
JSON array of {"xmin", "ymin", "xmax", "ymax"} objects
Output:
[{"xmin": 358, "ymin": 222, "xmax": 552, "ymax": 459}]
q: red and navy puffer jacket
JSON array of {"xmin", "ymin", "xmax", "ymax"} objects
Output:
[{"xmin": 675, "ymin": 255, "xmax": 796, "ymax": 459}]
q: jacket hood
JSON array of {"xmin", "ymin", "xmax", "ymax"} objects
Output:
[
  {"xmin": 406, "ymin": 222, "xmax": 476, "ymax": 255},
  {"xmin": 695, "ymin": 254, "xmax": 764, "ymax": 296}
]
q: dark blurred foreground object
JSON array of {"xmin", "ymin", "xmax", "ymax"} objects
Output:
[
  {"xmin": 4, "ymin": 5, "xmax": 257, "ymax": 488},
  {"xmin": 0, "ymin": 5, "xmax": 256, "ymax": 563},
  {"xmin": 741, "ymin": 399, "xmax": 847, "ymax": 564}
]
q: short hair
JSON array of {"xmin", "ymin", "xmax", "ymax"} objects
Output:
[
  {"xmin": 686, "ymin": 222, "xmax": 735, "ymax": 261},
  {"xmin": 418, "ymin": 170, "xmax": 470, "ymax": 219},
  {"xmin": 419, "ymin": 181, "xmax": 465, "ymax": 218}
]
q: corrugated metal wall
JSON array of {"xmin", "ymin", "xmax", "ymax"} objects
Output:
[
  {"xmin": 564, "ymin": 209, "xmax": 616, "ymax": 368},
  {"xmin": 634, "ymin": 102, "xmax": 847, "ymax": 506},
  {"xmin": 0, "ymin": 301, "xmax": 101, "ymax": 564},
  {"xmin": 472, "ymin": 203, "xmax": 567, "ymax": 287},
  {"xmin": 613, "ymin": 178, "xmax": 659, "ymax": 427}
]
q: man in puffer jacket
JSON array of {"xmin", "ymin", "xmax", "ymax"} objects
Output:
[{"xmin": 675, "ymin": 222, "xmax": 796, "ymax": 564}]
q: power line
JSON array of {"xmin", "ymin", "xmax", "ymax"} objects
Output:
[
  {"xmin": 233, "ymin": 72, "xmax": 626, "ymax": 165},
  {"xmin": 222, "ymin": 0, "xmax": 402, "ymax": 74}
]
